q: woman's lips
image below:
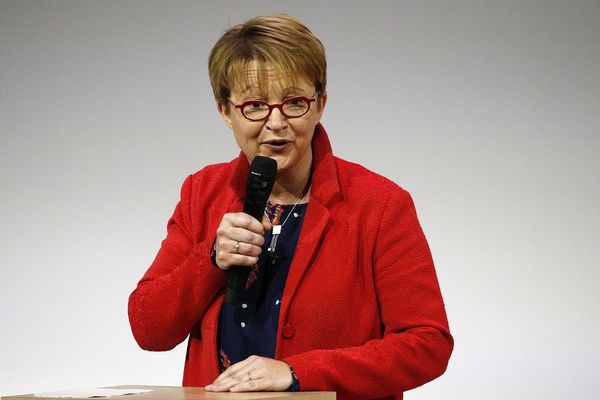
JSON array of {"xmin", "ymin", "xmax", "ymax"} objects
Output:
[{"xmin": 262, "ymin": 140, "xmax": 291, "ymax": 152}]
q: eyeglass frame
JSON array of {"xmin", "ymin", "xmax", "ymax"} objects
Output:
[{"xmin": 227, "ymin": 93, "xmax": 319, "ymax": 122}]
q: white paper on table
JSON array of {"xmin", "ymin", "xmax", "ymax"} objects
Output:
[{"xmin": 33, "ymin": 388, "xmax": 153, "ymax": 398}]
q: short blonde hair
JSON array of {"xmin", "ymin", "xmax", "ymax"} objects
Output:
[{"xmin": 208, "ymin": 14, "xmax": 327, "ymax": 103}]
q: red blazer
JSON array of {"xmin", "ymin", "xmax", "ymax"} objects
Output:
[{"xmin": 128, "ymin": 124, "xmax": 453, "ymax": 399}]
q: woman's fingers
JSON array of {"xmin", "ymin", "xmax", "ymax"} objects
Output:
[
  {"xmin": 215, "ymin": 213, "xmax": 267, "ymax": 270},
  {"xmin": 215, "ymin": 252, "xmax": 258, "ymax": 269},
  {"xmin": 205, "ymin": 356, "xmax": 292, "ymax": 392},
  {"xmin": 223, "ymin": 212, "xmax": 266, "ymax": 234},
  {"xmin": 205, "ymin": 356, "xmax": 258, "ymax": 391},
  {"xmin": 228, "ymin": 377, "xmax": 267, "ymax": 392},
  {"xmin": 227, "ymin": 226, "xmax": 265, "ymax": 247},
  {"xmin": 228, "ymin": 240, "xmax": 262, "ymax": 257}
]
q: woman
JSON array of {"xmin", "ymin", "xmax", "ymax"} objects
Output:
[{"xmin": 128, "ymin": 14, "xmax": 453, "ymax": 399}]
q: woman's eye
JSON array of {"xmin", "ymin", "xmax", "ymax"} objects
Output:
[{"xmin": 287, "ymin": 99, "xmax": 304, "ymax": 107}]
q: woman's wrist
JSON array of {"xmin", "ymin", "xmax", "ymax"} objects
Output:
[{"xmin": 285, "ymin": 362, "xmax": 301, "ymax": 392}]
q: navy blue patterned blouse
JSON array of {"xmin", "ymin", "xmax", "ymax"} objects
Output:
[{"xmin": 217, "ymin": 202, "xmax": 307, "ymax": 374}]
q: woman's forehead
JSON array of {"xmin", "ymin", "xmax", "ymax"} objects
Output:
[
  {"xmin": 232, "ymin": 68, "xmax": 312, "ymax": 97},
  {"xmin": 228, "ymin": 59, "xmax": 310, "ymax": 93}
]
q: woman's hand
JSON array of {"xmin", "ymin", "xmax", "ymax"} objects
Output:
[
  {"xmin": 205, "ymin": 355, "xmax": 293, "ymax": 392},
  {"xmin": 214, "ymin": 212, "xmax": 271, "ymax": 271}
]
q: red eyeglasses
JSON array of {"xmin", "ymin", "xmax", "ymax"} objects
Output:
[{"xmin": 228, "ymin": 94, "xmax": 317, "ymax": 121}]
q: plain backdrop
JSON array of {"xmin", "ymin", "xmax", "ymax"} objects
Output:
[{"xmin": 1, "ymin": 1, "xmax": 599, "ymax": 398}]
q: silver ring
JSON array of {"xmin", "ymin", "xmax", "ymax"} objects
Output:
[
  {"xmin": 234, "ymin": 242, "xmax": 240, "ymax": 254},
  {"xmin": 247, "ymin": 371, "xmax": 252, "ymax": 381}
]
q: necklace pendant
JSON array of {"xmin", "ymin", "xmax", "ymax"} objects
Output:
[{"xmin": 268, "ymin": 234, "xmax": 279, "ymax": 253}]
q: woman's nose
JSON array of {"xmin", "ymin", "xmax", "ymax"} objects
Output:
[{"xmin": 266, "ymin": 106, "xmax": 287, "ymax": 131}]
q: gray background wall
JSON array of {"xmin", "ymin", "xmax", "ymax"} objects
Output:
[{"xmin": 1, "ymin": 1, "xmax": 599, "ymax": 398}]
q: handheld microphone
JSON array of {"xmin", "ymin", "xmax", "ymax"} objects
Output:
[{"xmin": 224, "ymin": 155, "xmax": 277, "ymax": 304}]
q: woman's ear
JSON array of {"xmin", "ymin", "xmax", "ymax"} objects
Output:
[
  {"xmin": 319, "ymin": 91, "xmax": 328, "ymax": 110},
  {"xmin": 315, "ymin": 90, "xmax": 328, "ymax": 120},
  {"xmin": 217, "ymin": 101, "xmax": 233, "ymax": 129}
]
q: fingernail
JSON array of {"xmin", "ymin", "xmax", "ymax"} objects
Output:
[{"xmin": 205, "ymin": 385, "xmax": 213, "ymax": 391}]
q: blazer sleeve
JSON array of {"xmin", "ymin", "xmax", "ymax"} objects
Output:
[
  {"xmin": 128, "ymin": 175, "xmax": 226, "ymax": 351},
  {"xmin": 284, "ymin": 188, "xmax": 453, "ymax": 398}
]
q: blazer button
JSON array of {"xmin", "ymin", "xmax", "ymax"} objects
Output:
[{"xmin": 282, "ymin": 323, "xmax": 295, "ymax": 338}]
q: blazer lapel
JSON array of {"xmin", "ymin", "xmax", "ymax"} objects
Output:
[{"xmin": 280, "ymin": 197, "xmax": 330, "ymax": 311}]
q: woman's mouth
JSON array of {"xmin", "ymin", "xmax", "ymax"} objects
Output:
[{"xmin": 262, "ymin": 140, "xmax": 291, "ymax": 152}]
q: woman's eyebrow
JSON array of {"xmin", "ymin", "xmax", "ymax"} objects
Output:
[{"xmin": 237, "ymin": 86, "xmax": 307, "ymax": 100}]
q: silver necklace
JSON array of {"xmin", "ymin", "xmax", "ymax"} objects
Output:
[{"xmin": 265, "ymin": 179, "xmax": 311, "ymax": 263}]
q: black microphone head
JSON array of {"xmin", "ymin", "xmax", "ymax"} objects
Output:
[
  {"xmin": 243, "ymin": 156, "xmax": 277, "ymax": 220},
  {"xmin": 249, "ymin": 155, "xmax": 277, "ymax": 178}
]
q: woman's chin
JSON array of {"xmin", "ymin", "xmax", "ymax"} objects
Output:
[
  {"xmin": 253, "ymin": 151, "xmax": 287, "ymax": 168},
  {"xmin": 251, "ymin": 150, "xmax": 308, "ymax": 177}
]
